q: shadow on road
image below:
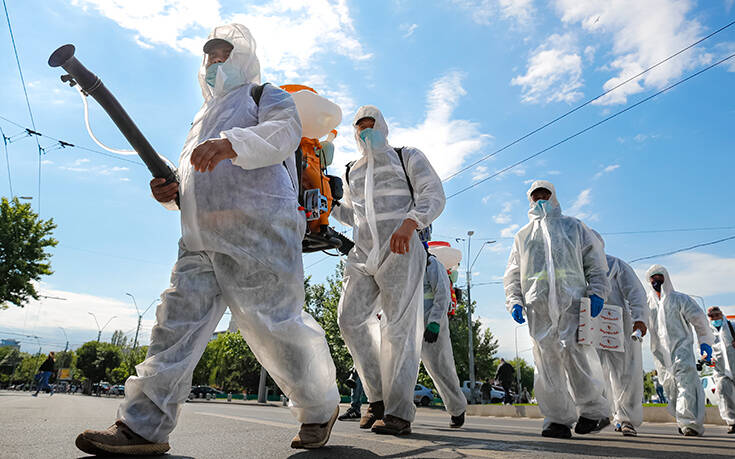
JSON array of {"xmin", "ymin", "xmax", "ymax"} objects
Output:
[{"xmin": 289, "ymin": 445, "xmax": 381, "ymax": 458}]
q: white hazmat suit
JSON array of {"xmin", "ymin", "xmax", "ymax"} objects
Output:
[
  {"xmin": 504, "ymin": 180, "xmax": 611, "ymax": 429},
  {"xmin": 710, "ymin": 318, "xmax": 735, "ymax": 426},
  {"xmin": 422, "ymin": 255, "xmax": 467, "ymax": 417},
  {"xmin": 646, "ymin": 264, "xmax": 714, "ymax": 435},
  {"xmin": 119, "ymin": 24, "xmax": 339, "ymax": 443},
  {"xmin": 596, "ymin": 251, "xmax": 649, "ymax": 429},
  {"xmin": 333, "ymin": 105, "xmax": 445, "ymax": 422}
]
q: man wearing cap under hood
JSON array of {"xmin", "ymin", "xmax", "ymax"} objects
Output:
[
  {"xmin": 75, "ymin": 24, "xmax": 340, "ymax": 455},
  {"xmin": 646, "ymin": 264, "xmax": 714, "ymax": 436},
  {"xmin": 503, "ymin": 180, "xmax": 611, "ymax": 439},
  {"xmin": 332, "ymin": 106, "xmax": 445, "ymax": 435}
]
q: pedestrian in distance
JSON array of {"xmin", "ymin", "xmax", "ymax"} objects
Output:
[
  {"xmin": 332, "ymin": 105, "xmax": 446, "ymax": 436},
  {"xmin": 504, "ymin": 180, "xmax": 612, "ymax": 439},
  {"xmin": 646, "ymin": 264, "xmax": 714, "ymax": 436},
  {"xmin": 495, "ymin": 358, "xmax": 515, "ymax": 405},
  {"xmin": 75, "ymin": 24, "xmax": 340, "ymax": 456},
  {"xmin": 706, "ymin": 306, "xmax": 735, "ymax": 434},
  {"xmin": 338, "ymin": 368, "xmax": 365, "ymax": 421},
  {"xmin": 32, "ymin": 352, "xmax": 55, "ymax": 397}
]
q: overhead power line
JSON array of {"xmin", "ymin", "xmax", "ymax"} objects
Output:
[
  {"xmin": 628, "ymin": 234, "xmax": 735, "ymax": 264},
  {"xmin": 441, "ymin": 19, "xmax": 735, "ymax": 183},
  {"xmin": 446, "ymin": 52, "xmax": 735, "ymax": 200},
  {"xmin": 0, "ymin": 114, "xmax": 145, "ymax": 167},
  {"xmin": 3, "ymin": 0, "xmax": 43, "ymax": 211}
]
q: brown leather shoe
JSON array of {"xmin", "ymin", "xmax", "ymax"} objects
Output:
[
  {"xmin": 360, "ymin": 400, "xmax": 384, "ymax": 429},
  {"xmin": 75, "ymin": 420, "xmax": 170, "ymax": 456},
  {"xmin": 291, "ymin": 406, "xmax": 339, "ymax": 449},
  {"xmin": 371, "ymin": 414, "xmax": 411, "ymax": 435}
]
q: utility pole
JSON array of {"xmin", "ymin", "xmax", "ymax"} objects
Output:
[
  {"xmin": 89, "ymin": 312, "xmax": 117, "ymax": 342},
  {"xmin": 466, "ymin": 231, "xmax": 476, "ymax": 404},
  {"xmin": 461, "ymin": 232, "xmax": 495, "ymax": 404},
  {"xmin": 126, "ymin": 294, "xmax": 158, "ymax": 350},
  {"xmin": 59, "ymin": 327, "xmax": 69, "ymax": 352}
]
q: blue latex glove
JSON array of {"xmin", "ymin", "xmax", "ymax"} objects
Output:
[
  {"xmin": 589, "ymin": 294, "xmax": 604, "ymax": 318},
  {"xmin": 511, "ymin": 304, "xmax": 525, "ymax": 324},
  {"xmin": 700, "ymin": 343, "xmax": 713, "ymax": 363}
]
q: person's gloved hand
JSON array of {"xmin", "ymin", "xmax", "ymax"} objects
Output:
[
  {"xmin": 424, "ymin": 322, "xmax": 440, "ymax": 343},
  {"xmin": 589, "ymin": 294, "xmax": 604, "ymax": 318},
  {"xmin": 511, "ymin": 304, "xmax": 525, "ymax": 324},
  {"xmin": 700, "ymin": 343, "xmax": 713, "ymax": 363}
]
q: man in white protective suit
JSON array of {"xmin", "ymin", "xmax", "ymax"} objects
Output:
[
  {"xmin": 646, "ymin": 264, "xmax": 714, "ymax": 436},
  {"xmin": 591, "ymin": 231, "xmax": 649, "ymax": 437},
  {"xmin": 504, "ymin": 180, "xmax": 611, "ymax": 439},
  {"xmin": 332, "ymin": 105, "xmax": 445, "ymax": 435},
  {"xmin": 419, "ymin": 234, "xmax": 467, "ymax": 429},
  {"xmin": 75, "ymin": 24, "xmax": 340, "ymax": 455},
  {"xmin": 707, "ymin": 306, "xmax": 735, "ymax": 433}
]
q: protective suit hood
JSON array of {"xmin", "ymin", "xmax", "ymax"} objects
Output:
[
  {"xmin": 198, "ymin": 23, "xmax": 261, "ymax": 100},
  {"xmin": 646, "ymin": 264, "xmax": 675, "ymax": 298},
  {"xmin": 527, "ymin": 180, "xmax": 561, "ymax": 219},
  {"xmin": 353, "ymin": 105, "xmax": 390, "ymax": 155}
]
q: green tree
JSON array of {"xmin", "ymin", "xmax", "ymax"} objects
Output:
[
  {"xmin": 11, "ymin": 353, "xmax": 44, "ymax": 385},
  {"xmin": 110, "ymin": 330, "xmax": 129, "ymax": 349},
  {"xmin": 75, "ymin": 341, "xmax": 123, "ymax": 383},
  {"xmin": 0, "ymin": 197, "xmax": 58, "ymax": 309},
  {"xmin": 109, "ymin": 346, "xmax": 148, "ymax": 385},
  {"xmin": 508, "ymin": 357, "xmax": 534, "ymax": 393},
  {"xmin": 447, "ymin": 301, "xmax": 499, "ymax": 384},
  {"xmin": 0, "ymin": 347, "xmax": 23, "ymax": 385},
  {"xmin": 193, "ymin": 332, "xmax": 260, "ymax": 392},
  {"xmin": 643, "ymin": 370, "xmax": 655, "ymax": 401}
]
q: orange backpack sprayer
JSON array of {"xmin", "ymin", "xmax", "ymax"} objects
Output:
[{"xmin": 280, "ymin": 84, "xmax": 353, "ymax": 254}]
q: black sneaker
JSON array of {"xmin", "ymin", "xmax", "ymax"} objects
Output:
[
  {"xmin": 450, "ymin": 412, "xmax": 465, "ymax": 428},
  {"xmin": 592, "ymin": 417, "xmax": 611, "ymax": 433},
  {"xmin": 681, "ymin": 427, "xmax": 699, "ymax": 437},
  {"xmin": 574, "ymin": 416, "xmax": 599, "ymax": 435},
  {"xmin": 542, "ymin": 423, "xmax": 572, "ymax": 439},
  {"xmin": 728, "ymin": 425, "xmax": 735, "ymax": 434},
  {"xmin": 338, "ymin": 407, "xmax": 361, "ymax": 421}
]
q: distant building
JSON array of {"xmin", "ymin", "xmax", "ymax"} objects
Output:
[{"xmin": 0, "ymin": 339, "xmax": 21, "ymax": 350}]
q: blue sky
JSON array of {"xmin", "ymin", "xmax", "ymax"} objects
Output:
[{"xmin": 1, "ymin": 0, "xmax": 734, "ymax": 372}]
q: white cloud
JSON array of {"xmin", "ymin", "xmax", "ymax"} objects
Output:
[
  {"xmin": 472, "ymin": 166, "xmax": 490, "ymax": 182},
  {"xmin": 400, "ymin": 23, "xmax": 419, "ymax": 38},
  {"xmin": 566, "ymin": 187, "xmax": 597, "ymax": 220},
  {"xmin": 452, "ymin": 0, "xmax": 535, "ymax": 26},
  {"xmin": 634, "ymin": 252, "xmax": 735, "ymax": 298},
  {"xmin": 390, "ymin": 71, "xmax": 493, "ymax": 178},
  {"xmin": 41, "ymin": 160, "xmax": 54, "ymax": 165},
  {"xmin": 493, "ymin": 201, "xmax": 514, "ymax": 224},
  {"xmin": 59, "ymin": 162, "xmax": 130, "ymax": 177},
  {"xmin": 72, "ymin": 0, "xmax": 371, "ymax": 82},
  {"xmin": 715, "ymin": 42, "xmax": 735, "ymax": 72},
  {"xmin": 500, "ymin": 223, "xmax": 520, "ymax": 238},
  {"xmin": 511, "ymin": 33, "xmax": 584, "ymax": 104},
  {"xmin": 553, "ymin": 0, "xmax": 710, "ymax": 105},
  {"xmin": 593, "ymin": 163, "xmax": 620, "ymax": 179}
]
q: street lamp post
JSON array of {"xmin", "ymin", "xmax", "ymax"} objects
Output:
[
  {"xmin": 88, "ymin": 312, "xmax": 117, "ymax": 342},
  {"xmin": 126, "ymin": 293, "xmax": 158, "ymax": 350},
  {"xmin": 58, "ymin": 327, "xmax": 69, "ymax": 352},
  {"xmin": 464, "ymin": 232, "xmax": 495, "ymax": 404}
]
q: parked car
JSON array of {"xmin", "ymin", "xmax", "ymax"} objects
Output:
[
  {"xmin": 189, "ymin": 385, "xmax": 225, "ymax": 400},
  {"xmin": 701, "ymin": 375, "xmax": 719, "ymax": 406},
  {"xmin": 109, "ymin": 385, "xmax": 125, "ymax": 396},
  {"xmin": 460, "ymin": 381, "xmax": 505, "ymax": 404},
  {"xmin": 414, "ymin": 384, "xmax": 435, "ymax": 406}
]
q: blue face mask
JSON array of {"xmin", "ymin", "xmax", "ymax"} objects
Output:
[
  {"xmin": 711, "ymin": 319, "xmax": 723, "ymax": 328},
  {"xmin": 205, "ymin": 63, "xmax": 222, "ymax": 87},
  {"xmin": 358, "ymin": 128, "xmax": 384, "ymax": 146}
]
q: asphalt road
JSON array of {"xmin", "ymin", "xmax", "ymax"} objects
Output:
[{"xmin": 1, "ymin": 390, "xmax": 732, "ymax": 458}]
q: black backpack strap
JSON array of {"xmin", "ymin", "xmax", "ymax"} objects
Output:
[
  {"xmin": 250, "ymin": 82, "xmax": 269, "ymax": 106},
  {"xmin": 345, "ymin": 161, "xmax": 355, "ymax": 188},
  {"xmin": 394, "ymin": 147, "xmax": 414, "ymax": 204},
  {"xmin": 728, "ymin": 319, "xmax": 735, "ymax": 339}
]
